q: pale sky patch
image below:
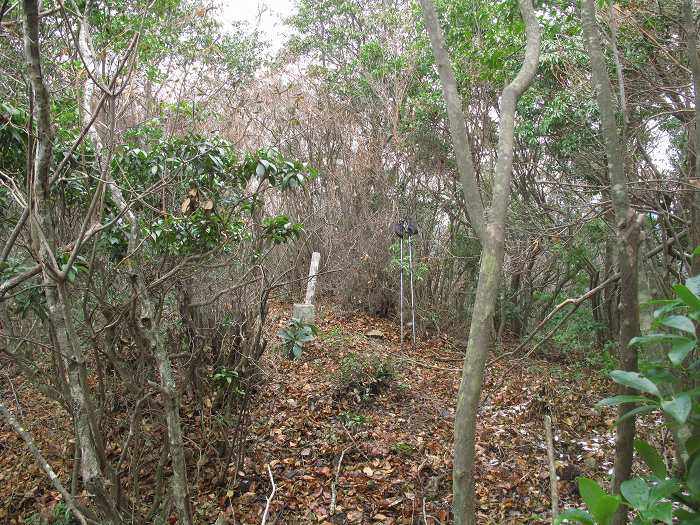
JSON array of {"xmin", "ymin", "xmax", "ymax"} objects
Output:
[{"xmin": 219, "ymin": 0, "xmax": 295, "ymax": 51}]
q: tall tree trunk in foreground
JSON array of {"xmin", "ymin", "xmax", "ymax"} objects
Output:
[
  {"xmin": 22, "ymin": 1, "xmax": 120, "ymax": 521},
  {"xmin": 418, "ymin": 1, "xmax": 541, "ymax": 523},
  {"xmin": 581, "ymin": 2, "xmax": 642, "ymax": 524},
  {"xmin": 684, "ymin": 0, "xmax": 700, "ymax": 276}
]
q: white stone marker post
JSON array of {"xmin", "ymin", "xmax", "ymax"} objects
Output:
[{"xmin": 292, "ymin": 251, "xmax": 321, "ymax": 323}]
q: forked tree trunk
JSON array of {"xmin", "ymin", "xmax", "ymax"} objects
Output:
[
  {"xmin": 418, "ymin": 1, "xmax": 541, "ymax": 523},
  {"xmin": 581, "ymin": 2, "xmax": 642, "ymax": 524}
]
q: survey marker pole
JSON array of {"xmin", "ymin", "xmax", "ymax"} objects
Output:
[
  {"xmin": 408, "ymin": 233, "xmax": 416, "ymax": 348},
  {"xmin": 399, "ymin": 236, "xmax": 404, "ymax": 349}
]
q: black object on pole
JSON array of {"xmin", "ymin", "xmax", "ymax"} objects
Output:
[
  {"xmin": 393, "ymin": 218, "xmax": 418, "ymax": 349},
  {"xmin": 393, "ymin": 218, "xmax": 418, "ymax": 238}
]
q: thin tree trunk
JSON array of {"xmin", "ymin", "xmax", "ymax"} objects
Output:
[
  {"xmin": 417, "ymin": 0, "xmax": 486, "ymax": 245},
  {"xmin": 76, "ymin": 6, "xmax": 193, "ymax": 521},
  {"xmin": 581, "ymin": 3, "xmax": 642, "ymax": 523},
  {"xmin": 22, "ymin": 2, "xmax": 119, "ymax": 522},
  {"xmin": 683, "ymin": 0, "xmax": 700, "ymax": 276},
  {"xmin": 418, "ymin": 1, "xmax": 541, "ymax": 523}
]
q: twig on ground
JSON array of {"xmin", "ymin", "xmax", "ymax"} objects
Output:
[
  {"xmin": 330, "ymin": 446, "xmax": 351, "ymax": 515},
  {"xmin": 261, "ymin": 464, "xmax": 276, "ymax": 525},
  {"xmin": 338, "ymin": 423, "xmax": 370, "ymax": 460},
  {"xmin": 393, "ymin": 355, "xmax": 461, "ymax": 372},
  {"xmin": 545, "ymin": 415, "xmax": 559, "ymax": 521}
]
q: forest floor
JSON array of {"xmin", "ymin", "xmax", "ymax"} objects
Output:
[{"xmin": 1, "ymin": 300, "xmax": 629, "ymax": 524}]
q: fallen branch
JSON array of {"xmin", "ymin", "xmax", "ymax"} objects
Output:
[
  {"xmin": 0, "ymin": 402, "xmax": 93, "ymax": 525},
  {"xmin": 394, "ymin": 355, "xmax": 461, "ymax": 372},
  {"xmin": 261, "ymin": 464, "xmax": 277, "ymax": 525},
  {"xmin": 544, "ymin": 415, "xmax": 559, "ymax": 520},
  {"xmin": 490, "ymin": 277, "xmax": 612, "ymax": 366},
  {"xmin": 330, "ymin": 446, "xmax": 351, "ymax": 515},
  {"xmin": 338, "ymin": 422, "xmax": 370, "ymax": 460}
]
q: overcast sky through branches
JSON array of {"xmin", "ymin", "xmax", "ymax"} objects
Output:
[{"xmin": 220, "ymin": 0, "xmax": 294, "ymax": 51}]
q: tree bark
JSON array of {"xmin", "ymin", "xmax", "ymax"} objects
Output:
[
  {"xmin": 418, "ymin": 1, "xmax": 541, "ymax": 523},
  {"xmin": 581, "ymin": 3, "xmax": 642, "ymax": 524},
  {"xmin": 417, "ymin": 0, "xmax": 486, "ymax": 244},
  {"xmin": 683, "ymin": 0, "xmax": 700, "ymax": 275},
  {"xmin": 75, "ymin": 5, "xmax": 193, "ymax": 521}
]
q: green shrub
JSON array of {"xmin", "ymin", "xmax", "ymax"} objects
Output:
[
  {"xmin": 557, "ymin": 271, "xmax": 700, "ymax": 525},
  {"xmin": 278, "ymin": 318, "xmax": 318, "ymax": 359},
  {"xmin": 334, "ymin": 352, "xmax": 396, "ymax": 399},
  {"xmin": 212, "ymin": 367, "xmax": 245, "ymax": 397}
]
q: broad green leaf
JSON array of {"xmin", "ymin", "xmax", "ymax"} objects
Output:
[
  {"xmin": 555, "ymin": 509, "xmax": 595, "ymax": 524},
  {"xmin": 616, "ymin": 405, "xmax": 656, "ymax": 425},
  {"xmin": 688, "ymin": 274, "xmax": 700, "ymax": 297},
  {"xmin": 687, "ymin": 456, "xmax": 700, "ymax": 499},
  {"xmin": 673, "ymin": 387, "xmax": 700, "ymax": 398},
  {"xmin": 578, "ymin": 477, "xmax": 620, "ymax": 525},
  {"xmin": 674, "ymin": 284, "xmax": 700, "ymax": 310},
  {"xmin": 661, "ymin": 395, "xmax": 691, "ymax": 424},
  {"xmin": 687, "ymin": 436, "xmax": 700, "ymax": 456},
  {"xmin": 634, "ymin": 439, "xmax": 667, "ymax": 478},
  {"xmin": 646, "ymin": 501, "xmax": 673, "ymax": 524},
  {"xmin": 596, "ymin": 395, "xmax": 650, "ymax": 407},
  {"xmin": 630, "ymin": 334, "xmax": 688, "ymax": 347},
  {"xmin": 255, "ymin": 162, "xmax": 265, "ymax": 177},
  {"xmin": 669, "ymin": 338, "xmax": 697, "ymax": 366},
  {"xmin": 620, "ymin": 477, "xmax": 649, "ymax": 510},
  {"xmin": 674, "ymin": 508, "xmax": 700, "ymax": 524},
  {"xmin": 694, "ymin": 246, "xmax": 700, "ymax": 256},
  {"xmin": 654, "ymin": 302, "xmax": 683, "ymax": 319},
  {"xmin": 610, "ymin": 370, "xmax": 660, "ymax": 396},
  {"xmin": 579, "ymin": 477, "xmax": 606, "ymax": 506},
  {"xmin": 661, "ymin": 315, "xmax": 696, "ymax": 335},
  {"xmin": 649, "ymin": 479, "xmax": 680, "ymax": 503}
]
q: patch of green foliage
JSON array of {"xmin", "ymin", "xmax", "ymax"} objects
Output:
[
  {"xmin": 278, "ymin": 318, "xmax": 319, "ymax": 360},
  {"xmin": 321, "ymin": 325, "xmax": 353, "ymax": 349},
  {"xmin": 334, "ymin": 352, "xmax": 397, "ymax": 400},
  {"xmin": 338, "ymin": 411, "xmax": 370, "ymax": 429},
  {"xmin": 391, "ymin": 441, "xmax": 415, "ymax": 457},
  {"xmin": 26, "ymin": 502, "xmax": 78, "ymax": 525},
  {"xmin": 557, "ymin": 269, "xmax": 700, "ymax": 525}
]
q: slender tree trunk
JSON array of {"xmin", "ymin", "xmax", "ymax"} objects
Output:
[
  {"xmin": 581, "ymin": 3, "xmax": 642, "ymax": 523},
  {"xmin": 418, "ymin": 1, "xmax": 541, "ymax": 523},
  {"xmin": 76, "ymin": 6, "xmax": 193, "ymax": 521},
  {"xmin": 22, "ymin": 1, "xmax": 120, "ymax": 521},
  {"xmin": 684, "ymin": 0, "xmax": 700, "ymax": 276}
]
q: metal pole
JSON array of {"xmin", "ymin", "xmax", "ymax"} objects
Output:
[
  {"xmin": 408, "ymin": 234, "xmax": 416, "ymax": 348},
  {"xmin": 399, "ymin": 237, "xmax": 404, "ymax": 348}
]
